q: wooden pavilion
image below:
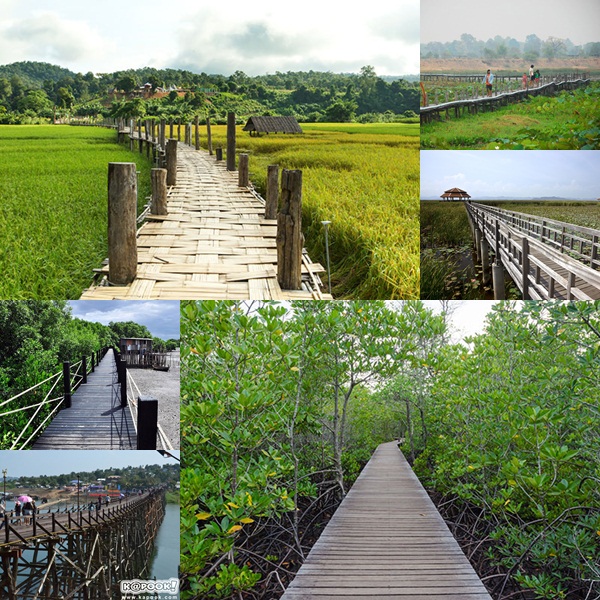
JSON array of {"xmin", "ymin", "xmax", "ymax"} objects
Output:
[
  {"xmin": 242, "ymin": 116, "xmax": 303, "ymax": 136},
  {"xmin": 440, "ymin": 187, "xmax": 471, "ymax": 201}
]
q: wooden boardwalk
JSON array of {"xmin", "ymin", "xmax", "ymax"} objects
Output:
[
  {"xmin": 281, "ymin": 442, "xmax": 492, "ymax": 599},
  {"xmin": 32, "ymin": 349, "xmax": 136, "ymax": 450},
  {"xmin": 466, "ymin": 202, "xmax": 600, "ymax": 300},
  {"xmin": 81, "ymin": 143, "xmax": 330, "ymax": 300}
]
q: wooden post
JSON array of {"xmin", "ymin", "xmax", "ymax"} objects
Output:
[
  {"xmin": 151, "ymin": 168, "xmax": 168, "ymax": 215},
  {"xmin": 474, "ymin": 227, "xmax": 482, "ymax": 262},
  {"xmin": 137, "ymin": 396, "xmax": 158, "ymax": 450},
  {"xmin": 91, "ymin": 352, "xmax": 95, "ymax": 372},
  {"xmin": 215, "ymin": 147, "xmax": 223, "ymax": 161},
  {"xmin": 521, "ymin": 237, "xmax": 530, "ymax": 300},
  {"xmin": 265, "ymin": 165, "xmax": 279, "ymax": 219},
  {"xmin": 277, "ymin": 169, "xmax": 303, "ymax": 290},
  {"xmin": 63, "ymin": 362, "xmax": 71, "ymax": 409},
  {"xmin": 481, "ymin": 237, "xmax": 491, "ymax": 285},
  {"xmin": 177, "ymin": 119, "xmax": 181, "ymax": 142},
  {"xmin": 120, "ymin": 358, "xmax": 127, "ymax": 407},
  {"xmin": 492, "ymin": 262, "xmax": 505, "ymax": 300},
  {"xmin": 160, "ymin": 119, "xmax": 166, "ymax": 150},
  {"xmin": 238, "ymin": 154, "xmax": 249, "ymax": 187},
  {"xmin": 169, "ymin": 120, "xmax": 173, "ymax": 139},
  {"xmin": 226, "ymin": 112, "xmax": 236, "ymax": 171},
  {"xmin": 108, "ymin": 163, "xmax": 138, "ymax": 285},
  {"xmin": 137, "ymin": 120, "xmax": 143, "ymax": 153},
  {"xmin": 206, "ymin": 116, "xmax": 213, "ymax": 155},
  {"xmin": 194, "ymin": 115, "xmax": 200, "ymax": 150},
  {"xmin": 166, "ymin": 139, "xmax": 177, "ymax": 186},
  {"xmin": 82, "ymin": 355, "xmax": 87, "ymax": 384}
]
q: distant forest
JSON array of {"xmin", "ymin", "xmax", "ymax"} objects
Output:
[
  {"xmin": 11, "ymin": 463, "xmax": 180, "ymax": 491},
  {"xmin": 0, "ymin": 61, "xmax": 420, "ymax": 124},
  {"xmin": 421, "ymin": 33, "xmax": 600, "ymax": 60}
]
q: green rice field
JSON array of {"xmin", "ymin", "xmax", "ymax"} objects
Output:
[{"xmin": 0, "ymin": 125, "xmax": 153, "ymax": 299}]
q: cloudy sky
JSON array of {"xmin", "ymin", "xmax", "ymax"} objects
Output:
[
  {"xmin": 421, "ymin": 151, "xmax": 600, "ymax": 200},
  {"xmin": 421, "ymin": 0, "xmax": 600, "ymax": 44},
  {"xmin": 0, "ymin": 0, "xmax": 419, "ymax": 76},
  {"xmin": 1, "ymin": 450, "xmax": 179, "ymax": 477},
  {"xmin": 68, "ymin": 301, "xmax": 180, "ymax": 340}
]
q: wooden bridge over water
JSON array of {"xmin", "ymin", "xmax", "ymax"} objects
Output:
[
  {"xmin": 0, "ymin": 489, "xmax": 166, "ymax": 600},
  {"xmin": 281, "ymin": 442, "xmax": 492, "ymax": 599},
  {"xmin": 465, "ymin": 202, "xmax": 600, "ymax": 300},
  {"xmin": 81, "ymin": 119, "xmax": 331, "ymax": 300}
]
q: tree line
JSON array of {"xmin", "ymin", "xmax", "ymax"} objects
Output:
[
  {"xmin": 11, "ymin": 463, "xmax": 180, "ymax": 492},
  {"xmin": 0, "ymin": 300, "xmax": 179, "ymax": 403},
  {"xmin": 422, "ymin": 33, "xmax": 600, "ymax": 61},
  {"xmin": 180, "ymin": 300, "xmax": 599, "ymax": 600},
  {"xmin": 0, "ymin": 61, "xmax": 419, "ymax": 124}
]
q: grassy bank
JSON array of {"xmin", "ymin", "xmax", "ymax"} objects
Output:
[
  {"xmin": 421, "ymin": 82, "xmax": 600, "ymax": 149},
  {"xmin": 200, "ymin": 122, "xmax": 420, "ymax": 299},
  {"xmin": 0, "ymin": 125, "xmax": 153, "ymax": 299}
]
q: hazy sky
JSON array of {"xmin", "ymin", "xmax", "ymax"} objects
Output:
[
  {"xmin": 421, "ymin": 0, "xmax": 600, "ymax": 44},
  {"xmin": 0, "ymin": 0, "xmax": 419, "ymax": 76},
  {"xmin": 422, "ymin": 300, "xmax": 497, "ymax": 341},
  {"xmin": 421, "ymin": 151, "xmax": 600, "ymax": 200},
  {"xmin": 68, "ymin": 301, "xmax": 180, "ymax": 340},
  {"xmin": 0, "ymin": 450, "xmax": 180, "ymax": 478}
]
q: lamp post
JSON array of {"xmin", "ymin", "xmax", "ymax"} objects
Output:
[
  {"xmin": 321, "ymin": 221, "xmax": 332, "ymax": 295},
  {"xmin": 77, "ymin": 475, "xmax": 80, "ymax": 512},
  {"xmin": 2, "ymin": 469, "xmax": 6, "ymax": 502}
]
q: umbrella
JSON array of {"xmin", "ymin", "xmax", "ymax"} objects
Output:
[{"xmin": 17, "ymin": 495, "xmax": 32, "ymax": 503}]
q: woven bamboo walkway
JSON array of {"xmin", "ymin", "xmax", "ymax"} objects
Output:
[
  {"xmin": 281, "ymin": 442, "xmax": 492, "ymax": 599},
  {"xmin": 32, "ymin": 349, "xmax": 136, "ymax": 450},
  {"xmin": 81, "ymin": 144, "xmax": 330, "ymax": 300}
]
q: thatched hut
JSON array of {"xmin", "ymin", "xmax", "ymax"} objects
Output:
[
  {"xmin": 243, "ymin": 116, "xmax": 303, "ymax": 136},
  {"xmin": 440, "ymin": 187, "xmax": 471, "ymax": 201}
]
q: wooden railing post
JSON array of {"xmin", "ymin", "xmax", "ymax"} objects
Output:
[
  {"xmin": 63, "ymin": 362, "xmax": 71, "ymax": 409},
  {"xmin": 277, "ymin": 169, "xmax": 303, "ymax": 290},
  {"xmin": 82, "ymin": 355, "xmax": 87, "ymax": 384},
  {"xmin": 151, "ymin": 168, "xmax": 168, "ymax": 215},
  {"xmin": 226, "ymin": 112, "xmax": 236, "ymax": 171},
  {"xmin": 137, "ymin": 396, "xmax": 158, "ymax": 450},
  {"xmin": 481, "ymin": 237, "xmax": 491, "ymax": 285},
  {"xmin": 108, "ymin": 162, "xmax": 138, "ymax": 285},
  {"xmin": 206, "ymin": 116, "xmax": 213, "ymax": 155},
  {"xmin": 120, "ymin": 358, "xmax": 127, "ymax": 407},
  {"xmin": 194, "ymin": 115, "xmax": 200, "ymax": 150},
  {"xmin": 238, "ymin": 154, "xmax": 249, "ymax": 187},
  {"xmin": 521, "ymin": 237, "xmax": 530, "ymax": 300},
  {"xmin": 91, "ymin": 352, "xmax": 95, "ymax": 372},
  {"xmin": 166, "ymin": 139, "xmax": 177, "ymax": 186},
  {"xmin": 265, "ymin": 165, "xmax": 279, "ymax": 220},
  {"xmin": 160, "ymin": 119, "xmax": 166, "ymax": 150}
]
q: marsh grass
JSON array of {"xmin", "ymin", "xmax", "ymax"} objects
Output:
[
  {"xmin": 0, "ymin": 125, "xmax": 153, "ymax": 299},
  {"xmin": 202, "ymin": 123, "xmax": 419, "ymax": 298}
]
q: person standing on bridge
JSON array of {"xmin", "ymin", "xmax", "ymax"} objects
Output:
[
  {"xmin": 0, "ymin": 502, "xmax": 5, "ymax": 530},
  {"xmin": 484, "ymin": 69, "xmax": 494, "ymax": 97},
  {"xmin": 529, "ymin": 65, "xmax": 535, "ymax": 86},
  {"xmin": 14, "ymin": 500, "xmax": 21, "ymax": 525}
]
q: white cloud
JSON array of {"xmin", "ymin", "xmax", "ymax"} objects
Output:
[{"xmin": 0, "ymin": 12, "xmax": 116, "ymax": 70}]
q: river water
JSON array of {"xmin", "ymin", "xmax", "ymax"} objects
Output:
[{"xmin": 150, "ymin": 502, "xmax": 181, "ymax": 597}]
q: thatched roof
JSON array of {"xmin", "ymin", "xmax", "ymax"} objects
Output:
[
  {"xmin": 440, "ymin": 187, "xmax": 471, "ymax": 200},
  {"xmin": 243, "ymin": 116, "xmax": 303, "ymax": 134}
]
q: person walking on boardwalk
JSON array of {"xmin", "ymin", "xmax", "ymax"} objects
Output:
[
  {"xmin": 522, "ymin": 72, "xmax": 528, "ymax": 89},
  {"xmin": 529, "ymin": 65, "xmax": 535, "ymax": 86},
  {"xmin": 14, "ymin": 500, "xmax": 21, "ymax": 525},
  {"xmin": 484, "ymin": 69, "xmax": 494, "ymax": 97},
  {"xmin": 0, "ymin": 502, "xmax": 5, "ymax": 530}
]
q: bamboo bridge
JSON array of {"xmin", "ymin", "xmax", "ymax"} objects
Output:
[
  {"xmin": 0, "ymin": 489, "xmax": 166, "ymax": 600},
  {"xmin": 281, "ymin": 442, "xmax": 492, "ymax": 599},
  {"xmin": 80, "ymin": 117, "xmax": 331, "ymax": 300}
]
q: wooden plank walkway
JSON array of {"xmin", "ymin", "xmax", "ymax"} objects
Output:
[
  {"xmin": 81, "ymin": 143, "xmax": 331, "ymax": 300},
  {"xmin": 281, "ymin": 442, "xmax": 492, "ymax": 599},
  {"xmin": 32, "ymin": 349, "xmax": 136, "ymax": 450}
]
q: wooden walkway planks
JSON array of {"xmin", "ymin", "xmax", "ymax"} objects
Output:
[
  {"xmin": 81, "ymin": 143, "xmax": 330, "ymax": 300},
  {"xmin": 281, "ymin": 442, "xmax": 492, "ymax": 599},
  {"xmin": 32, "ymin": 349, "xmax": 136, "ymax": 450}
]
